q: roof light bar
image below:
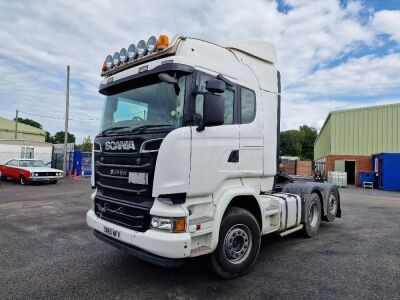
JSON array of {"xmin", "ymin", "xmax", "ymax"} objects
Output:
[{"xmin": 101, "ymin": 34, "xmax": 183, "ymax": 77}]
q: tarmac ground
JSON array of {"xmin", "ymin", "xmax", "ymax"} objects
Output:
[{"xmin": 0, "ymin": 178, "xmax": 399, "ymax": 299}]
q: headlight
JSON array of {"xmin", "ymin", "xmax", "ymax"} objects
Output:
[
  {"xmin": 150, "ymin": 216, "xmax": 186, "ymax": 233},
  {"xmin": 146, "ymin": 36, "xmax": 157, "ymax": 53},
  {"xmin": 113, "ymin": 52, "xmax": 120, "ymax": 66},
  {"xmin": 105, "ymin": 55, "xmax": 113, "ymax": 69},
  {"xmin": 127, "ymin": 44, "xmax": 137, "ymax": 60},
  {"xmin": 137, "ymin": 40, "xmax": 146, "ymax": 56},
  {"xmin": 119, "ymin": 48, "xmax": 127, "ymax": 63}
]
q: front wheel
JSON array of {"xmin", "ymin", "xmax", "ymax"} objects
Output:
[
  {"xmin": 302, "ymin": 193, "xmax": 322, "ymax": 237},
  {"xmin": 20, "ymin": 175, "xmax": 28, "ymax": 185},
  {"xmin": 209, "ymin": 207, "xmax": 261, "ymax": 279}
]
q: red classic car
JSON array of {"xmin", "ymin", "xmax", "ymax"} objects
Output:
[{"xmin": 0, "ymin": 159, "xmax": 63, "ymax": 185}]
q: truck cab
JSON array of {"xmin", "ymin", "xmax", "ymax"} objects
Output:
[{"xmin": 87, "ymin": 35, "xmax": 341, "ymax": 278}]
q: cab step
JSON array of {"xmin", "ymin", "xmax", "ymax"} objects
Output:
[{"xmin": 279, "ymin": 224, "xmax": 304, "ymax": 237}]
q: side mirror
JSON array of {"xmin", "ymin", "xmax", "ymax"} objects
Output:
[
  {"xmin": 206, "ymin": 79, "xmax": 226, "ymax": 93},
  {"xmin": 201, "ymin": 93, "xmax": 225, "ymax": 128}
]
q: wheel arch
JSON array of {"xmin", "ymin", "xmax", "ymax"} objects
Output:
[{"xmin": 210, "ymin": 188, "xmax": 263, "ymax": 252}]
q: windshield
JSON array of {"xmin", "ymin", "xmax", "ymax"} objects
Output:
[
  {"xmin": 100, "ymin": 74, "xmax": 186, "ymax": 134},
  {"xmin": 19, "ymin": 160, "xmax": 46, "ymax": 167}
]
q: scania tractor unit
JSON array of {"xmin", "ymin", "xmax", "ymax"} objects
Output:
[{"xmin": 87, "ymin": 34, "xmax": 341, "ymax": 278}]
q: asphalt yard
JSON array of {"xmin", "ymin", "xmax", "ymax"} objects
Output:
[{"xmin": 0, "ymin": 178, "xmax": 399, "ymax": 299}]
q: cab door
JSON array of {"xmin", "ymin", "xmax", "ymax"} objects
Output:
[
  {"xmin": 238, "ymin": 86, "xmax": 263, "ymax": 175},
  {"xmin": 189, "ymin": 71, "xmax": 240, "ymax": 197}
]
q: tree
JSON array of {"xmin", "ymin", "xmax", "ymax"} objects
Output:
[
  {"xmin": 280, "ymin": 130, "xmax": 302, "ymax": 157},
  {"xmin": 14, "ymin": 117, "xmax": 43, "ymax": 129},
  {"xmin": 280, "ymin": 125, "xmax": 317, "ymax": 160},
  {"xmin": 45, "ymin": 131, "xmax": 55, "ymax": 143},
  {"xmin": 53, "ymin": 131, "xmax": 76, "ymax": 143},
  {"xmin": 299, "ymin": 125, "xmax": 317, "ymax": 160},
  {"xmin": 75, "ymin": 136, "xmax": 92, "ymax": 152}
]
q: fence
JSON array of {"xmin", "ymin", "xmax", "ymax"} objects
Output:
[
  {"xmin": 51, "ymin": 151, "xmax": 92, "ymax": 176},
  {"xmin": 280, "ymin": 160, "xmax": 313, "ymax": 176}
]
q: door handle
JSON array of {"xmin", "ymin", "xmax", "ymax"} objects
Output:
[{"xmin": 228, "ymin": 150, "xmax": 239, "ymax": 163}]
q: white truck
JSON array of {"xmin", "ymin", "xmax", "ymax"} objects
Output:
[{"xmin": 87, "ymin": 35, "xmax": 341, "ymax": 278}]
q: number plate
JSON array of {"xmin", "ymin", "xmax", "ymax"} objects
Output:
[
  {"xmin": 128, "ymin": 172, "xmax": 148, "ymax": 185},
  {"xmin": 103, "ymin": 226, "xmax": 120, "ymax": 239}
]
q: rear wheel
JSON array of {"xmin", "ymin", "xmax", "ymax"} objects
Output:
[
  {"xmin": 302, "ymin": 193, "xmax": 322, "ymax": 237},
  {"xmin": 20, "ymin": 175, "xmax": 28, "ymax": 185},
  {"xmin": 209, "ymin": 207, "xmax": 261, "ymax": 279},
  {"xmin": 325, "ymin": 189, "xmax": 339, "ymax": 222}
]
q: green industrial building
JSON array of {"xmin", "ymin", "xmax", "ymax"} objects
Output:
[
  {"xmin": 314, "ymin": 103, "xmax": 400, "ymax": 185},
  {"xmin": 0, "ymin": 117, "xmax": 52, "ymax": 164},
  {"xmin": 0, "ymin": 116, "xmax": 46, "ymax": 142}
]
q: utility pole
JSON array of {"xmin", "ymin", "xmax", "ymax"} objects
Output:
[
  {"xmin": 63, "ymin": 65, "xmax": 70, "ymax": 176},
  {"xmin": 14, "ymin": 109, "xmax": 18, "ymax": 139}
]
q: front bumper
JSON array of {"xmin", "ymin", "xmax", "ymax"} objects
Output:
[
  {"xmin": 86, "ymin": 210, "xmax": 191, "ymax": 262},
  {"xmin": 28, "ymin": 176, "xmax": 62, "ymax": 182}
]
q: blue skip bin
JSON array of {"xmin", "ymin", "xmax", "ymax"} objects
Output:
[{"xmin": 359, "ymin": 171, "xmax": 375, "ymax": 188}]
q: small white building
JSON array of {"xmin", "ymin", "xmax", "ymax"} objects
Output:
[{"xmin": 0, "ymin": 139, "xmax": 53, "ymax": 164}]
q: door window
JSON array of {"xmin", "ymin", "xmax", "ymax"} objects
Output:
[
  {"xmin": 240, "ymin": 87, "xmax": 256, "ymax": 124},
  {"xmin": 6, "ymin": 160, "xmax": 18, "ymax": 167}
]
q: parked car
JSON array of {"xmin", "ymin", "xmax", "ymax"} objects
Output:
[{"xmin": 0, "ymin": 159, "xmax": 63, "ymax": 185}]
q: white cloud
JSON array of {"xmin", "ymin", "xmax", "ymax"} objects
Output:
[
  {"xmin": 291, "ymin": 53, "xmax": 400, "ymax": 96},
  {"xmin": 0, "ymin": 0, "xmax": 399, "ymax": 142},
  {"xmin": 372, "ymin": 10, "xmax": 400, "ymax": 41}
]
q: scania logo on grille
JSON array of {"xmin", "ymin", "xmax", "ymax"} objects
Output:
[{"xmin": 104, "ymin": 140, "xmax": 135, "ymax": 151}]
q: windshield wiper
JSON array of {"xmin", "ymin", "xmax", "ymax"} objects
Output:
[
  {"xmin": 131, "ymin": 124, "xmax": 174, "ymax": 133},
  {"xmin": 101, "ymin": 126, "xmax": 131, "ymax": 135}
]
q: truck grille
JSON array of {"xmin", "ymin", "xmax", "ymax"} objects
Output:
[
  {"xmin": 95, "ymin": 153, "xmax": 155, "ymax": 202},
  {"xmin": 94, "ymin": 195, "xmax": 152, "ymax": 232}
]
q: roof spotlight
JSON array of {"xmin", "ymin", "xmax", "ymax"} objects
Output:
[
  {"xmin": 105, "ymin": 55, "xmax": 113, "ymax": 69},
  {"xmin": 119, "ymin": 48, "xmax": 127, "ymax": 63},
  {"xmin": 146, "ymin": 36, "xmax": 157, "ymax": 53},
  {"xmin": 137, "ymin": 40, "xmax": 147, "ymax": 56},
  {"xmin": 113, "ymin": 52, "xmax": 120, "ymax": 66},
  {"xmin": 127, "ymin": 44, "xmax": 137, "ymax": 60}
]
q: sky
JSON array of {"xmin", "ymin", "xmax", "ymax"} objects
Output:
[{"xmin": 0, "ymin": 0, "xmax": 399, "ymax": 143}]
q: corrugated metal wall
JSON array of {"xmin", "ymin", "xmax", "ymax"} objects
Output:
[
  {"xmin": 314, "ymin": 116, "xmax": 331, "ymax": 160},
  {"xmin": 315, "ymin": 103, "xmax": 400, "ymax": 159},
  {"xmin": 0, "ymin": 117, "xmax": 46, "ymax": 142}
]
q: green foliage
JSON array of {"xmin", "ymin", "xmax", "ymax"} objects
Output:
[
  {"xmin": 52, "ymin": 131, "xmax": 76, "ymax": 143},
  {"xmin": 14, "ymin": 117, "xmax": 43, "ymax": 129},
  {"xmin": 280, "ymin": 125, "xmax": 317, "ymax": 160},
  {"xmin": 45, "ymin": 131, "xmax": 55, "ymax": 143},
  {"xmin": 75, "ymin": 136, "xmax": 92, "ymax": 152}
]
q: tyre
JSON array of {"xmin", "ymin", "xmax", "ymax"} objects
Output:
[
  {"xmin": 20, "ymin": 175, "xmax": 28, "ymax": 185},
  {"xmin": 302, "ymin": 193, "xmax": 322, "ymax": 237},
  {"xmin": 209, "ymin": 207, "xmax": 261, "ymax": 279},
  {"xmin": 324, "ymin": 188, "xmax": 339, "ymax": 222}
]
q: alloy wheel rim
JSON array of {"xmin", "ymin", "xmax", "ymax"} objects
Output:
[
  {"xmin": 223, "ymin": 224, "xmax": 252, "ymax": 264},
  {"xmin": 328, "ymin": 193, "xmax": 337, "ymax": 215}
]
